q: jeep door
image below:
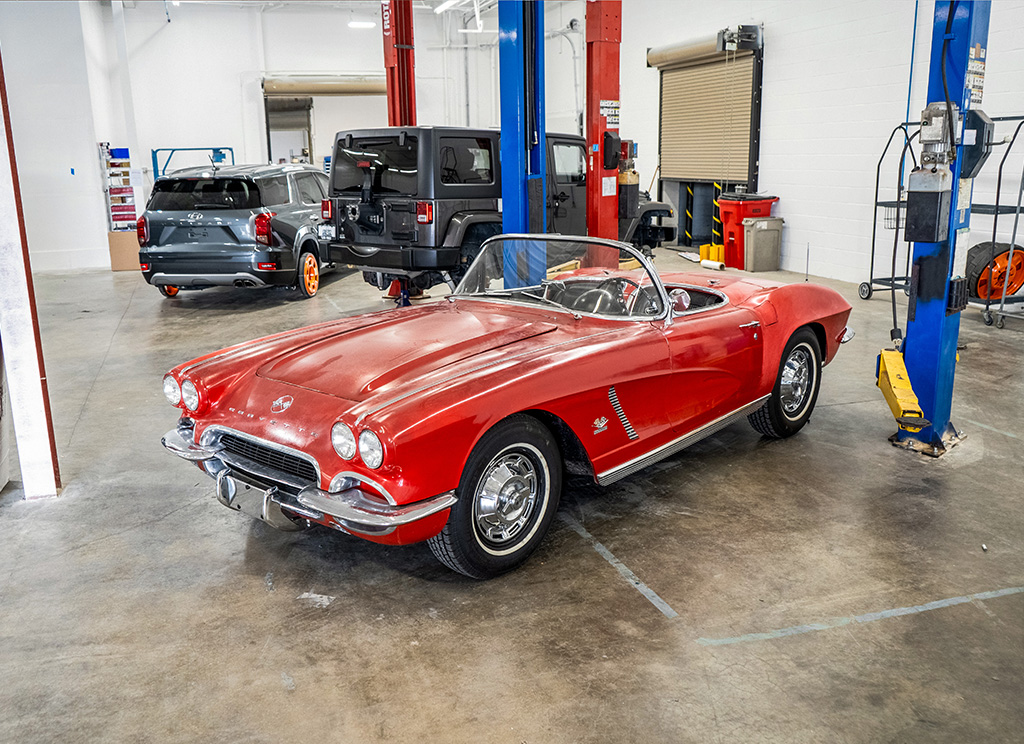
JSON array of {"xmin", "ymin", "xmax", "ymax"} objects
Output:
[{"xmin": 547, "ymin": 138, "xmax": 587, "ymax": 236}]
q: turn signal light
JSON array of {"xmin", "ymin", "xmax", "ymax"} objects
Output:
[
  {"xmin": 254, "ymin": 212, "xmax": 275, "ymax": 246},
  {"xmin": 137, "ymin": 215, "xmax": 149, "ymax": 247},
  {"xmin": 321, "ymin": 199, "xmax": 333, "ymax": 220},
  {"xmin": 416, "ymin": 201, "xmax": 433, "ymax": 224}
]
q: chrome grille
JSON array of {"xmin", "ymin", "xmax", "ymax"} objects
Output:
[{"xmin": 217, "ymin": 432, "xmax": 318, "ymax": 485}]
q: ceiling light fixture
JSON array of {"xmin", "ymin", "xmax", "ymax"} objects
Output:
[
  {"xmin": 348, "ymin": 20, "xmax": 377, "ymax": 29},
  {"xmin": 434, "ymin": 0, "xmax": 463, "ymax": 14}
]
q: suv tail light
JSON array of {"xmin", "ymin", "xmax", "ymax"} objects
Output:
[
  {"xmin": 416, "ymin": 201, "xmax": 433, "ymax": 225},
  {"xmin": 254, "ymin": 212, "xmax": 275, "ymax": 246},
  {"xmin": 321, "ymin": 199, "xmax": 333, "ymax": 220},
  {"xmin": 137, "ymin": 215, "xmax": 149, "ymax": 247}
]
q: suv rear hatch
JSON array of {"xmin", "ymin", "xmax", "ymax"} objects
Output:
[
  {"xmin": 331, "ymin": 135, "xmax": 420, "ymax": 247},
  {"xmin": 144, "ymin": 177, "xmax": 264, "ymax": 253}
]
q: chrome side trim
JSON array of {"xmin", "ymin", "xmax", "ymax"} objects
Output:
[
  {"xmin": 608, "ymin": 386, "xmax": 638, "ymax": 441},
  {"xmin": 596, "ymin": 395, "xmax": 770, "ymax": 486},
  {"xmin": 200, "ymin": 425, "xmax": 322, "ymax": 485},
  {"xmin": 296, "ymin": 486, "xmax": 456, "ymax": 529}
]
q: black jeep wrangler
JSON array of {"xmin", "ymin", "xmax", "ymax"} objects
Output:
[{"xmin": 318, "ymin": 126, "xmax": 674, "ymax": 291}]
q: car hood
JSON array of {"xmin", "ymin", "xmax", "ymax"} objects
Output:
[{"xmin": 256, "ymin": 304, "xmax": 558, "ymax": 401}]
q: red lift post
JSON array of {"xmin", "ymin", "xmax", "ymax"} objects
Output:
[
  {"xmin": 585, "ymin": 0, "xmax": 621, "ymax": 240},
  {"xmin": 382, "ymin": 0, "xmax": 416, "ymax": 126}
]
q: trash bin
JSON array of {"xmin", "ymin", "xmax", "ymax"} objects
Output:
[
  {"xmin": 743, "ymin": 217, "xmax": 785, "ymax": 272},
  {"xmin": 719, "ymin": 193, "xmax": 779, "ymax": 269}
]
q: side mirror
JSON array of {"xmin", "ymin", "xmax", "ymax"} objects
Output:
[{"xmin": 669, "ymin": 288, "xmax": 691, "ymax": 315}]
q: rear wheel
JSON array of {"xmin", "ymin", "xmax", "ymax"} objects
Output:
[
  {"xmin": 297, "ymin": 250, "xmax": 320, "ymax": 298},
  {"xmin": 965, "ymin": 242, "xmax": 1024, "ymax": 300},
  {"xmin": 159, "ymin": 285, "xmax": 179, "ymax": 298},
  {"xmin": 748, "ymin": 328, "xmax": 822, "ymax": 438},
  {"xmin": 428, "ymin": 415, "xmax": 562, "ymax": 579}
]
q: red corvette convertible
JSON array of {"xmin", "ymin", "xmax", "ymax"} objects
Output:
[{"xmin": 162, "ymin": 235, "xmax": 852, "ymax": 578}]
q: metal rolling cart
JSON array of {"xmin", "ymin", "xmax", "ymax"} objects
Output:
[
  {"xmin": 977, "ymin": 172, "xmax": 1024, "ymax": 328},
  {"xmin": 860, "ymin": 124, "xmax": 919, "ymax": 301}
]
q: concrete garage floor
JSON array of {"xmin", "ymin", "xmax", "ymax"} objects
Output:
[{"xmin": 1, "ymin": 254, "xmax": 1021, "ymax": 743}]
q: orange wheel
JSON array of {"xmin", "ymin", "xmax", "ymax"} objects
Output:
[
  {"xmin": 966, "ymin": 243, "xmax": 1024, "ymax": 300},
  {"xmin": 298, "ymin": 251, "xmax": 319, "ymax": 298},
  {"xmin": 159, "ymin": 285, "xmax": 180, "ymax": 298}
]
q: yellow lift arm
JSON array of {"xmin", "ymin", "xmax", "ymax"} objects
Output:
[{"xmin": 876, "ymin": 349, "xmax": 931, "ymax": 433}]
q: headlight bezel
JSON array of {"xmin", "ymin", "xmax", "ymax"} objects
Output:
[
  {"xmin": 358, "ymin": 429, "xmax": 385, "ymax": 469},
  {"xmin": 163, "ymin": 375, "xmax": 181, "ymax": 406},
  {"xmin": 180, "ymin": 379, "xmax": 201, "ymax": 412},
  {"xmin": 331, "ymin": 422, "xmax": 357, "ymax": 460}
]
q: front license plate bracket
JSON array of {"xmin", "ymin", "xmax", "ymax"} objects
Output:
[{"xmin": 215, "ymin": 473, "xmax": 307, "ymax": 532}]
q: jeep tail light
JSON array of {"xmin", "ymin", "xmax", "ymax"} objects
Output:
[
  {"xmin": 416, "ymin": 201, "xmax": 433, "ymax": 225},
  {"xmin": 139, "ymin": 262, "xmax": 150, "ymax": 272},
  {"xmin": 254, "ymin": 212, "xmax": 275, "ymax": 246},
  {"xmin": 321, "ymin": 198, "xmax": 333, "ymax": 220},
  {"xmin": 137, "ymin": 215, "xmax": 149, "ymax": 247}
]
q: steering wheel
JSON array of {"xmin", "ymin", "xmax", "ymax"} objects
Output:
[{"xmin": 571, "ymin": 287, "xmax": 617, "ymax": 314}]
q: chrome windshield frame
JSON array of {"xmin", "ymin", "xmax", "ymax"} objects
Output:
[{"xmin": 451, "ymin": 233, "xmax": 672, "ymax": 323}]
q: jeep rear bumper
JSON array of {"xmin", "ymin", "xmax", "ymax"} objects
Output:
[{"xmin": 330, "ymin": 243, "xmax": 460, "ymax": 272}]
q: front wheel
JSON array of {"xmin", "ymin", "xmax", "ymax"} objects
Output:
[
  {"xmin": 428, "ymin": 415, "xmax": 562, "ymax": 579},
  {"xmin": 748, "ymin": 328, "xmax": 822, "ymax": 438},
  {"xmin": 297, "ymin": 250, "xmax": 320, "ymax": 298}
]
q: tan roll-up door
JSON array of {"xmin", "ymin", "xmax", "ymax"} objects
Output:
[{"xmin": 658, "ymin": 52, "xmax": 755, "ymax": 183}]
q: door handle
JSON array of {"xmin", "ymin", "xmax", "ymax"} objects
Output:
[{"xmin": 739, "ymin": 321, "xmax": 760, "ymax": 328}]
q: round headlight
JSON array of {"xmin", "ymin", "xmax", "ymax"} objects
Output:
[
  {"xmin": 358, "ymin": 430, "xmax": 384, "ymax": 469},
  {"xmin": 180, "ymin": 380, "xmax": 200, "ymax": 411},
  {"xmin": 331, "ymin": 422, "xmax": 356, "ymax": 460},
  {"xmin": 163, "ymin": 375, "xmax": 181, "ymax": 406}
]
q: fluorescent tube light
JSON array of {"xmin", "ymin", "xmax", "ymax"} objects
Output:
[{"xmin": 348, "ymin": 20, "xmax": 377, "ymax": 29}]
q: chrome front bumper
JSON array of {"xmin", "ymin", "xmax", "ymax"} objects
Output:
[{"xmin": 162, "ymin": 427, "xmax": 456, "ymax": 533}]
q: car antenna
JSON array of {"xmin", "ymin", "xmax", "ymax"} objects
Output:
[{"xmin": 209, "ymin": 154, "xmax": 218, "ymax": 173}]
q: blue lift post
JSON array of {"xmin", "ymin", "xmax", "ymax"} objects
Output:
[
  {"xmin": 899, "ymin": 0, "xmax": 991, "ymax": 455},
  {"xmin": 498, "ymin": 0, "xmax": 548, "ymax": 288}
]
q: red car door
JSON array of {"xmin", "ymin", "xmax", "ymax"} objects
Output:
[{"xmin": 659, "ymin": 301, "xmax": 764, "ymax": 433}]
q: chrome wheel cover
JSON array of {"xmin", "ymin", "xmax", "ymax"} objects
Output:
[
  {"xmin": 780, "ymin": 345, "xmax": 813, "ymax": 417},
  {"xmin": 473, "ymin": 449, "xmax": 541, "ymax": 547}
]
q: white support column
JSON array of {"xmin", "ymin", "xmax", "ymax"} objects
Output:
[{"xmin": 0, "ymin": 52, "xmax": 61, "ymax": 499}]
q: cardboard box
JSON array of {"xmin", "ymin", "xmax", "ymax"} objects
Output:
[{"xmin": 108, "ymin": 230, "xmax": 139, "ymax": 272}]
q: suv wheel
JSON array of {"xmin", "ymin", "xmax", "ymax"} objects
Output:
[
  {"xmin": 159, "ymin": 285, "xmax": 180, "ymax": 298},
  {"xmin": 297, "ymin": 249, "xmax": 320, "ymax": 298}
]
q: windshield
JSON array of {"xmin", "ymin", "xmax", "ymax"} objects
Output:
[
  {"xmin": 454, "ymin": 237, "xmax": 665, "ymax": 318},
  {"xmin": 148, "ymin": 178, "xmax": 260, "ymax": 211},
  {"xmin": 332, "ymin": 136, "xmax": 418, "ymax": 195}
]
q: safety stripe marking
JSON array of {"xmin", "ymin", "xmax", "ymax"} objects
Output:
[
  {"xmin": 560, "ymin": 514, "xmax": 679, "ymax": 619},
  {"xmin": 696, "ymin": 585, "xmax": 1024, "ymax": 647},
  {"xmin": 961, "ymin": 418, "xmax": 1020, "ymax": 440},
  {"xmin": 608, "ymin": 386, "xmax": 638, "ymax": 440}
]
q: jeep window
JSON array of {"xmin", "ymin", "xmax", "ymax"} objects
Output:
[
  {"xmin": 439, "ymin": 137, "xmax": 493, "ymax": 185},
  {"xmin": 294, "ymin": 172, "xmax": 323, "ymax": 205},
  {"xmin": 333, "ymin": 137, "xmax": 418, "ymax": 195},
  {"xmin": 553, "ymin": 144, "xmax": 586, "ymax": 184},
  {"xmin": 259, "ymin": 176, "xmax": 291, "ymax": 207},
  {"xmin": 148, "ymin": 178, "xmax": 261, "ymax": 211}
]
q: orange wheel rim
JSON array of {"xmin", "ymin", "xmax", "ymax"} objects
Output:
[
  {"xmin": 977, "ymin": 252, "xmax": 1024, "ymax": 300},
  {"xmin": 165, "ymin": 286, "xmax": 179, "ymax": 296},
  {"xmin": 303, "ymin": 255, "xmax": 319, "ymax": 294}
]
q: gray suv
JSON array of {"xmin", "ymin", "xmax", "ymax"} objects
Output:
[
  {"xmin": 319, "ymin": 126, "xmax": 674, "ymax": 292},
  {"xmin": 138, "ymin": 164, "xmax": 333, "ymax": 299}
]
